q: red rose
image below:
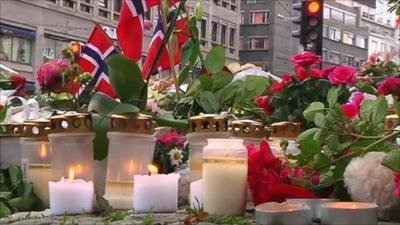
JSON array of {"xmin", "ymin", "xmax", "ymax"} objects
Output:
[
  {"xmin": 281, "ymin": 74, "xmax": 293, "ymax": 83},
  {"xmin": 377, "ymin": 77, "xmax": 400, "ymax": 97},
  {"xmin": 328, "ymin": 65, "xmax": 357, "ymax": 86},
  {"xmin": 321, "ymin": 66, "xmax": 336, "ymax": 78},
  {"xmin": 269, "ymin": 82, "xmax": 285, "ymax": 94},
  {"xmin": 255, "ymin": 96, "xmax": 274, "ymax": 116},
  {"xmin": 10, "ymin": 74, "xmax": 26, "ymax": 96},
  {"xmin": 311, "ymin": 69, "xmax": 323, "ymax": 79},
  {"xmin": 295, "ymin": 65, "xmax": 307, "ymax": 80},
  {"xmin": 341, "ymin": 92, "xmax": 364, "ymax": 120},
  {"xmin": 311, "ymin": 173, "xmax": 320, "ymax": 185},
  {"xmin": 289, "ymin": 51, "xmax": 322, "ymax": 67}
]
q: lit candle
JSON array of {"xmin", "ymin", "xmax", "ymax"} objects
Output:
[
  {"xmin": 190, "ymin": 179, "xmax": 203, "ymax": 208},
  {"xmin": 133, "ymin": 165, "xmax": 180, "ymax": 213},
  {"xmin": 49, "ymin": 166, "xmax": 94, "ymax": 215},
  {"xmin": 287, "ymin": 198, "xmax": 337, "ymax": 221},
  {"xmin": 320, "ymin": 202, "xmax": 378, "ymax": 225},
  {"xmin": 255, "ymin": 202, "xmax": 311, "ymax": 225},
  {"xmin": 202, "ymin": 139, "xmax": 247, "ymax": 215}
]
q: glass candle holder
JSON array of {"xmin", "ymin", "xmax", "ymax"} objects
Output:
[
  {"xmin": 0, "ymin": 123, "xmax": 24, "ymax": 169},
  {"xmin": 105, "ymin": 114, "xmax": 155, "ymax": 209},
  {"xmin": 187, "ymin": 114, "xmax": 229, "ymax": 181},
  {"xmin": 49, "ymin": 114, "xmax": 95, "ymax": 182},
  {"xmin": 229, "ymin": 119, "xmax": 270, "ymax": 146},
  {"xmin": 269, "ymin": 122, "xmax": 303, "ymax": 159},
  {"xmin": 202, "ymin": 138, "xmax": 247, "ymax": 215},
  {"xmin": 20, "ymin": 121, "xmax": 52, "ymax": 206}
]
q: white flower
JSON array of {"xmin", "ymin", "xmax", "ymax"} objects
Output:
[
  {"xmin": 343, "ymin": 152, "xmax": 400, "ymax": 212},
  {"xmin": 168, "ymin": 148, "xmax": 183, "ymax": 166}
]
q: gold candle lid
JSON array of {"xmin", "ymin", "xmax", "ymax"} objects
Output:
[
  {"xmin": 189, "ymin": 114, "xmax": 228, "ymax": 133},
  {"xmin": 270, "ymin": 122, "xmax": 303, "ymax": 139},
  {"xmin": 385, "ymin": 114, "xmax": 399, "ymax": 131},
  {"xmin": 21, "ymin": 120, "xmax": 51, "ymax": 139},
  {"xmin": 0, "ymin": 122, "xmax": 24, "ymax": 137},
  {"xmin": 229, "ymin": 119, "xmax": 270, "ymax": 139},
  {"xmin": 111, "ymin": 114, "xmax": 154, "ymax": 134},
  {"xmin": 50, "ymin": 113, "xmax": 92, "ymax": 133}
]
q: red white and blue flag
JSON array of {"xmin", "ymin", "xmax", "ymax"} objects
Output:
[
  {"xmin": 74, "ymin": 24, "xmax": 118, "ymax": 98},
  {"xmin": 142, "ymin": 10, "xmax": 190, "ymax": 78}
]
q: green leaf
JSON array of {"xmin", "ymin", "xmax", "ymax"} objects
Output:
[
  {"xmin": 17, "ymin": 182, "xmax": 33, "ymax": 198},
  {"xmin": 212, "ymin": 71, "xmax": 232, "ymax": 92},
  {"xmin": 88, "ymin": 93, "xmax": 139, "ymax": 116},
  {"xmin": 297, "ymin": 128, "xmax": 321, "ymax": 142},
  {"xmin": 327, "ymin": 86, "xmax": 340, "ymax": 108},
  {"xmin": 106, "ymin": 54, "xmax": 146, "ymax": 109},
  {"xmin": 0, "ymin": 192, "xmax": 12, "ymax": 200},
  {"xmin": 92, "ymin": 114, "xmax": 111, "ymax": 160},
  {"xmin": 178, "ymin": 64, "xmax": 191, "ymax": 86},
  {"xmin": 313, "ymin": 153, "xmax": 331, "ymax": 171},
  {"xmin": 8, "ymin": 166, "xmax": 22, "ymax": 188},
  {"xmin": 0, "ymin": 201, "xmax": 11, "ymax": 218},
  {"xmin": 314, "ymin": 113, "xmax": 326, "ymax": 128},
  {"xmin": 360, "ymin": 100, "xmax": 374, "ymax": 121},
  {"xmin": 371, "ymin": 96, "xmax": 388, "ymax": 125},
  {"xmin": 204, "ymin": 45, "xmax": 225, "ymax": 73},
  {"xmin": 382, "ymin": 148, "xmax": 400, "ymax": 172},
  {"xmin": 198, "ymin": 91, "xmax": 220, "ymax": 113},
  {"xmin": 8, "ymin": 196, "xmax": 37, "ymax": 211},
  {"xmin": 181, "ymin": 40, "xmax": 199, "ymax": 66},
  {"xmin": 303, "ymin": 102, "xmax": 325, "ymax": 121},
  {"xmin": 327, "ymin": 135, "xmax": 340, "ymax": 152},
  {"xmin": 152, "ymin": 116, "xmax": 188, "ymax": 128},
  {"xmin": 198, "ymin": 74, "xmax": 212, "ymax": 90},
  {"xmin": 299, "ymin": 139, "xmax": 321, "ymax": 160},
  {"xmin": 0, "ymin": 104, "xmax": 7, "ymax": 123}
]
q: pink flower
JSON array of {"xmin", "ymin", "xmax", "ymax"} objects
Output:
[
  {"xmin": 294, "ymin": 168, "xmax": 304, "ymax": 178},
  {"xmin": 377, "ymin": 77, "xmax": 400, "ymax": 97},
  {"xmin": 396, "ymin": 16, "xmax": 400, "ymax": 29},
  {"xmin": 341, "ymin": 92, "xmax": 364, "ymax": 120},
  {"xmin": 156, "ymin": 128, "xmax": 185, "ymax": 148},
  {"xmin": 36, "ymin": 59, "xmax": 71, "ymax": 93},
  {"xmin": 269, "ymin": 82, "xmax": 285, "ymax": 94},
  {"xmin": 255, "ymin": 96, "xmax": 274, "ymax": 116},
  {"xmin": 328, "ymin": 65, "xmax": 357, "ymax": 86},
  {"xmin": 311, "ymin": 69, "xmax": 323, "ymax": 79},
  {"xmin": 321, "ymin": 66, "xmax": 336, "ymax": 78},
  {"xmin": 311, "ymin": 173, "xmax": 320, "ymax": 185},
  {"xmin": 289, "ymin": 51, "xmax": 322, "ymax": 67},
  {"xmin": 281, "ymin": 74, "xmax": 293, "ymax": 83},
  {"xmin": 295, "ymin": 65, "xmax": 307, "ymax": 81},
  {"xmin": 368, "ymin": 52, "xmax": 380, "ymax": 64},
  {"xmin": 146, "ymin": 99, "xmax": 161, "ymax": 113},
  {"xmin": 394, "ymin": 173, "xmax": 400, "ymax": 197}
]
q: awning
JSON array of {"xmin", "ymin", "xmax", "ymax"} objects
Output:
[{"xmin": 0, "ymin": 23, "xmax": 35, "ymax": 40}]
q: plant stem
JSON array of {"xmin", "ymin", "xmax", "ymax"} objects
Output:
[{"xmin": 159, "ymin": 2, "xmax": 180, "ymax": 99}]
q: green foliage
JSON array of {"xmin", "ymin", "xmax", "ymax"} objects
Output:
[
  {"xmin": 383, "ymin": 148, "xmax": 400, "ymax": 172},
  {"xmin": 103, "ymin": 211, "xmax": 127, "ymax": 223},
  {"xmin": 201, "ymin": 214, "xmax": 252, "ymax": 225},
  {"xmin": 142, "ymin": 209, "xmax": 154, "ymax": 225},
  {"xmin": 60, "ymin": 215, "xmax": 79, "ymax": 225},
  {"xmin": 0, "ymin": 104, "xmax": 7, "ymax": 123},
  {"xmin": 0, "ymin": 166, "xmax": 44, "ymax": 218},
  {"xmin": 204, "ymin": 45, "xmax": 225, "ymax": 73}
]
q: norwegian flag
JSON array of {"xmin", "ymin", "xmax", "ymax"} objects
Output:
[
  {"xmin": 74, "ymin": 24, "xmax": 118, "ymax": 97},
  {"xmin": 117, "ymin": 0, "xmax": 181, "ymax": 63},
  {"xmin": 142, "ymin": 11, "xmax": 190, "ymax": 78}
]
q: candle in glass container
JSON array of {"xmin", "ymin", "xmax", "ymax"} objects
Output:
[
  {"xmin": 133, "ymin": 165, "xmax": 180, "ymax": 213},
  {"xmin": 49, "ymin": 167, "xmax": 94, "ymax": 215},
  {"xmin": 202, "ymin": 139, "xmax": 247, "ymax": 215},
  {"xmin": 320, "ymin": 202, "xmax": 378, "ymax": 225},
  {"xmin": 287, "ymin": 198, "xmax": 337, "ymax": 221}
]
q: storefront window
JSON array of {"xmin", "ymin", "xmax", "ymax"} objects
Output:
[
  {"xmin": 0, "ymin": 34, "xmax": 32, "ymax": 64},
  {"xmin": 43, "ymin": 36, "xmax": 70, "ymax": 63},
  {"xmin": 0, "ymin": 34, "xmax": 12, "ymax": 61}
]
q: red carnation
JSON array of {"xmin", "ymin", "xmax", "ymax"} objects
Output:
[
  {"xmin": 289, "ymin": 51, "xmax": 322, "ymax": 67},
  {"xmin": 377, "ymin": 77, "xmax": 400, "ymax": 97},
  {"xmin": 255, "ymin": 96, "xmax": 274, "ymax": 116}
]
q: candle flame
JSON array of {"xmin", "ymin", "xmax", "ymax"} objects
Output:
[
  {"xmin": 69, "ymin": 166, "xmax": 75, "ymax": 181},
  {"xmin": 76, "ymin": 164, "xmax": 82, "ymax": 177},
  {"xmin": 351, "ymin": 203, "xmax": 357, "ymax": 209},
  {"xmin": 148, "ymin": 164, "xmax": 158, "ymax": 175},
  {"xmin": 128, "ymin": 160, "xmax": 135, "ymax": 175},
  {"xmin": 39, "ymin": 144, "xmax": 47, "ymax": 159}
]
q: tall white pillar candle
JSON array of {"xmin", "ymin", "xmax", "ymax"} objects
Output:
[{"xmin": 202, "ymin": 139, "xmax": 248, "ymax": 215}]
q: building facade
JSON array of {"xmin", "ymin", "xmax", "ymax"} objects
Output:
[{"xmin": 0, "ymin": 0, "xmax": 240, "ymax": 87}]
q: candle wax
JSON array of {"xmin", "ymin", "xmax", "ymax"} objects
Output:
[{"xmin": 104, "ymin": 181, "xmax": 133, "ymax": 209}]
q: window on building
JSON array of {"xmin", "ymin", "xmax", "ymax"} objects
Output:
[
  {"xmin": 380, "ymin": 43, "xmax": 386, "ymax": 51},
  {"xmin": 356, "ymin": 35, "xmax": 367, "ymax": 48},
  {"xmin": 343, "ymin": 32, "xmax": 354, "ymax": 45},
  {"xmin": 222, "ymin": 0, "xmax": 228, "ymax": 8},
  {"xmin": 200, "ymin": 19, "xmax": 207, "ymax": 46},
  {"xmin": 213, "ymin": 0, "xmax": 220, "ymax": 5},
  {"xmin": 229, "ymin": 28, "xmax": 236, "ymax": 54},
  {"xmin": 239, "ymin": 37, "xmax": 244, "ymax": 50},
  {"xmin": 113, "ymin": 0, "xmax": 122, "ymax": 12},
  {"xmin": 250, "ymin": 11, "xmax": 269, "ymax": 24},
  {"xmin": 99, "ymin": 9, "xmax": 110, "ymax": 18},
  {"xmin": 329, "ymin": 27, "xmax": 341, "ymax": 41},
  {"xmin": 344, "ymin": 14, "xmax": 356, "ymax": 26},
  {"xmin": 249, "ymin": 37, "xmax": 269, "ymax": 50},
  {"xmin": 63, "ymin": 0, "xmax": 75, "ymax": 8},
  {"xmin": 323, "ymin": 26, "xmax": 328, "ymax": 38},
  {"xmin": 371, "ymin": 40, "xmax": 377, "ymax": 52},
  {"xmin": 220, "ymin": 25, "xmax": 227, "ymax": 45},
  {"xmin": 99, "ymin": 0, "xmax": 109, "ymax": 8},
  {"xmin": 241, "ymin": 12, "xmax": 244, "ymax": 24},
  {"xmin": 0, "ymin": 34, "xmax": 32, "ymax": 64},
  {"xmin": 324, "ymin": 6, "xmax": 330, "ymax": 19},
  {"xmin": 230, "ymin": 0, "xmax": 237, "ymax": 11},
  {"xmin": 331, "ymin": 9, "xmax": 344, "ymax": 22},
  {"xmin": 322, "ymin": 48, "xmax": 328, "ymax": 62},
  {"xmin": 342, "ymin": 55, "xmax": 355, "ymax": 66},
  {"xmin": 246, "ymin": 0, "xmax": 256, "ymax": 4},
  {"xmin": 211, "ymin": 21, "xmax": 218, "ymax": 43},
  {"xmin": 80, "ymin": 2, "xmax": 92, "ymax": 13},
  {"xmin": 328, "ymin": 51, "xmax": 340, "ymax": 64},
  {"xmin": 46, "ymin": 0, "xmax": 57, "ymax": 3}
]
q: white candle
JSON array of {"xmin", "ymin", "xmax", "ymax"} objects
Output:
[
  {"xmin": 287, "ymin": 199, "xmax": 337, "ymax": 221},
  {"xmin": 49, "ymin": 167, "xmax": 94, "ymax": 215},
  {"xmin": 202, "ymin": 139, "xmax": 247, "ymax": 215},
  {"xmin": 190, "ymin": 179, "xmax": 203, "ymax": 208},
  {"xmin": 320, "ymin": 202, "xmax": 378, "ymax": 225},
  {"xmin": 133, "ymin": 165, "xmax": 180, "ymax": 213},
  {"xmin": 255, "ymin": 202, "xmax": 311, "ymax": 225}
]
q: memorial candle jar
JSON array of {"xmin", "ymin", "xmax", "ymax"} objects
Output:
[
  {"xmin": 187, "ymin": 114, "xmax": 229, "ymax": 181},
  {"xmin": 229, "ymin": 119, "xmax": 270, "ymax": 146},
  {"xmin": 105, "ymin": 114, "xmax": 155, "ymax": 209},
  {"xmin": 202, "ymin": 139, "xmax": 247, "ymax": 215},
  {"xmin": 0, "ymin": 123, "xmax": 24, "ymax": 169},
  {"xmin": 48, "ymin": 114, "xmax": 94, "ymax": 182},
  {"xmin": 20, "ymin": 121, "xmax": 52, "ymax": 206},
  {"xmin": 269, "ymin": 122, "xmax": 303, "ymax": 158}
]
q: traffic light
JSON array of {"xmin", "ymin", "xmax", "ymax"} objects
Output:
[{"xmin": 292, "ymin": 0, "xmax": 324, "ymax": 55}]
